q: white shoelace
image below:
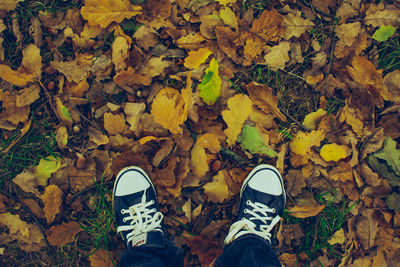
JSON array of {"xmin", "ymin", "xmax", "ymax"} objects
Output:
[
  {"xmin": 117, "ymin": 191, "xmax": 163, "ymax": 246},
  {"xmin": 224, "ymin": 200, "xmax": 281, "ymax": 244}
]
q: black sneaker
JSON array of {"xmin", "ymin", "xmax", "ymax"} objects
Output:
[
  {"xmin": 112, "ymin": 166, "xmax": 166, "ymax": 247},
  {"xmin": 224, "ymin": 164, "xmax": 286, "ymax": 244}
]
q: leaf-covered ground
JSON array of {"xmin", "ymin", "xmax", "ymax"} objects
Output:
[{"xmin": 1, "ymin": 0, "xmax": 400, "ymax": 266}]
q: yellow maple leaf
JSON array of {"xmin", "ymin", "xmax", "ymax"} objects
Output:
[
  {"xmin": 80, "ymin": 0, "xmax": 142, "ymax": 28},
  {"xmin": 0, "ymin": 212, "xmax": 29, "ymax": 238},
  {"xmin": 41, "ymin": 185, "xmax": 63, "ymax": 224},
  {"xmin": 222, "ymin": 94, "xmax": 253, "ymax": 146},
  {"xmin": 103, "ymin": 112, "xmax": 128, "ymax": 136},
  {"xmin": 203, "ymin": 170, "xmax": 229, "ymax": 203},
  {"xmin": 151, "ymin": 87, "xmax": 185, "ymax": 134},
  {"xmin": 320, "ymin": 143, "xmax": 351, "ymax": 162},
  {"xmin": 184, "ymin": 48, "xmax": 212, "ymax": 69},
  {"xmin": 290, "ymin": 130, "xmax": 325, "ymax": 156}
]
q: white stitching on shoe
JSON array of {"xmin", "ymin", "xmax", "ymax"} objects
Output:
[
  {"xmin": 224, "ymin": 200, "xmax": 281, "ymax": 244},
  {"xmin": 117, "ymin": 189, "xmax": 163, "ymax": 246}
]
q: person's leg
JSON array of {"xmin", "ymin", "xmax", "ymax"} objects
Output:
[
  {"xmin": 113, "ymin": 166, "xmax": 184, "ymax": 267},
  {"xmin": 215, "ymin": 164, "xmax": 285, "ymax": 267}
]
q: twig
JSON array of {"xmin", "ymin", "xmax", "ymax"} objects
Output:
[
  {"xmin": 280, "ymin": 109, "xmax": 310, "ymax": 132},
  {"xmin": 0, "ymin": 189, "xmax": 51, "ymax": 249},
  {"xmin": 69, "ymin": 180, "xmax": 114, "ymax": 202},
  {"xmin": 220, "ymin": 147, "xmax": 256, "ymax": 167},
  {"xmin": 37, "ymin": 80, "xmax": 61, "ymax": 122}
]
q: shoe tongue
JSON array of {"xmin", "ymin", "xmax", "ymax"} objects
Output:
[{"xmin": 130, "ymin": 230, "xmax": 166, "ymax": 248}]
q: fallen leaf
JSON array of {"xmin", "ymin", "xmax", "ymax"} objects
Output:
[
  {"xmin": 56, "ymin": 98, "xmax": 73, "ymax": 126},
  {"xmin": 285, "ymin": 169, "xmax": 307, "ymax": 197},
  {"xmin": 0, "ymin": 212, "xmax": 29, "ymax": 238},
  {"xmin": 328, "ymin": 228, "xmax": 346, "ymax": 245},
  {"xmin": 283, "ymin": 12, "xmax": 314, "ymax": 40},
  {"xmin": 35, "ymin": 156, "xmax": 61, "ymax": 186},
  {"xmin": 191, "ymin": 133, "xmax": 221, "ymax": 177},
  {"xmin": 12, "ymin": 170, "xmax": 40, "ymax": 196},
  {"xmin": 21, "ymin": 199, "xmax": 45, "ymax": 219},
  {"xmin": 303, "ymin": 109, "xmax": 326, "ymax": 130},
  {"xmin": 215, "ymin": 26, "xmax": 241, "ymax": 64},
  {"xmin": 198, "ymin": 58, "xmax": 222, "ymax": 105},
  {"xmin": 16, "ymin": 84, "xmax": 40, "ymax": 107},
  {"xmin": 41, "ymin": 184, "xmax": 63, "ymax": 224},
  {"xmin": 364, "ymin": 8, "xmax": 400, "ymax": 28},
  {"xmin": 383, "ymin": 70, "xmax": 400, "ymax": 102},
  {"xmin": 288, "ymin": 203, "xmax": 325, "ymax": 218},
  {"xmin": 247, "ymin": 82, "xmax": 286, "ymax": 121},
  {"xmin": 238, "ymin": 125, "xmax": 277, "ymax": 157},
  {"xmin": 290, "ymin": 130, "xmax": 325, "ymax": 156},
  {"xmin": 89, "ymin": 248, "xmax": 115, "ymax": 267},
  {"xmin": 0, "ymin": 65, "xmax": 35, "ymax": 87},
  {"xmin": 50, "ymin": 60, "xmax": 88, "ymax": 83},
  {"xmin": 264, "ymin": 41, "xmax": 291, "ymax": 70},
  {"xmin": 47, "ymin": 221, "xmax": 83, "ymax": 247},
  {"xmin": 88, "ymin": 126, "xmax": 109, "ymax": 147},
  {"xmin": 113, "ymin": 67, "xmax": 152, "ymax": 93},
  {"xmin": 320, "ymin": 143, "xmax": 351, "ymax": 162},
  {"xmin": 373, "ymin": 137, "xmax": 400, "ymax": 176},
  {"xmin": 0, "ymin": 0, "xmax": 22, "ymax": 11},
  {"xmin": 151, "ymin": 87, "xmax": 185, "ymax": 134},
  {"xmin": 247, "ymin": 9, "xmax": 284, "ymax": 43},
  {"xmin": 133, "ymin": 25, "xmax": 158, "ymax": 51},
  {"xmin": 139, "ymin": 57, "xmax": 171, "ymax": 78},
  {"xmin": 21, "ymin": 44, "xmax": 42, "ymax": 77},
  {"xmin": 386, "ymin": 193, "xmax": 400, "ymax": 212},
  {"xmin": 329, "ymin": 162, "xmax": 354, "ymax": 183},
  {"xmin": 222, "ymin": 94, "xmax": 253, "ymax": 146},
  {"xmin": 111, "ymin": 35, "xmax": 129, "ymax": 71},
  {"xmin": 184, "ymin": 47, "xmax": 212, "ymax": 69},
  {"xmin": 124, "ymin": 102, "xmax": 146, "ymax": 134},
  {"xmin": 80, "ymin": 0, "xmax": 142, "ymax": 28},
  {"xmin": 219, "ymin": 6, "xmax": 238, "ymax": 29},
  {"xmin": 182, "ymin": 198, "xmax": 191, "ymax": 222},
  {"xmin": 55, "ymin": 126, "xmax": 68, "ymax": 149},
  {"xmin": 372, "ymin": 25, "xmax": 396, "ymax": 42},
  {"xmin": 356, "ymin": 209, "xmax": 378, "ymax": 249},
  {"xmin": 103, "ymin": 112, "xmax": 128, "ymax": 136}
]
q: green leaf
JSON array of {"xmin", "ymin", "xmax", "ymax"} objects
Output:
[
  {"xmin": 35, "ymin": 156, "xmax": 61, "ymax": 186},
  {"xmin": 372, "ymin": 25, "xmax": 396, "ymax": 42},
  {"xmin": 238, "ymin": 125, "xmax": 277, "ymax": 157},
  {"xmin": 56, "ymin": 98, "xmax": 73, "ymax": 124},
  {"xmin": 386, "ymin": 192, "xmax": 400, "ymax": 212},
  {"xmin": 373, "ymin": 137, "xmax": 400, "ymax": 176},
  {"xmin": 198, "ymin": 58, "xmax": 222, "ymax": 105},
  {"xmin": 367, "ymin": 155, "xmax": 400, "ymax": 186}
]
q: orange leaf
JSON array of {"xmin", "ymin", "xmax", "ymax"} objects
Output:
[
  {"xmin": 41, "ymin": 185, "xmax": 63, "ymax": 224},
  {"xmin": 184, "ymin": 47, "xmax": 212, "ymax": 69},
  {"xmin": 103, "ymin": 112, "xmax": 128, "ymax": 136},
  {"xmin": 0, "ymin": 65, "xmax": 35, "ymax": 87},
  {"xmin": 288, "ymin": 204, "xmax": 325, "ymax": 218}
]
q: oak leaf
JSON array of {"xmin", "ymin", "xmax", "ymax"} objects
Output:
[
  {"xmin": 283, "ymin": 12, "xmax": 314, "ymax": 40},
  {"xmin": 247, "ymin": 82, "xmax": 286, "ymax": 121},
  {"xmin": 222, "ymin": 94, "xmax": 253, "ymax": 146},
  {"xmin": 103, "ymin": 112, "xmax": 128, "ymax": 136},
  {"xmin": 184, "ymin": 47, "xmax": 212, "ymax": 69},
  {"xmin": 203, "ymin": 170, "xmax": 229, "ymax": 203},
  {"xmin": 0, "ymin": 212, "xmax": 29, "ymax": 238},
  {"xmin": 80, "ymin": 0, "xmax": 142, "ymax": 28},
  {"xmin": 320, "ymin": 143, "xmax": 351, "ymax": 162},
  {"xmin": 198, "ymin": 58, "xmax": 222, "ymax": 105},
  {"xmin": 41, "ymin": 185, "xmax": 63, "ymax": 224},
  {"xmin": 47, "ymin": 221, "xmax": 83, "ymax": 247},
  {"xmin": 151, "ymin": 87, "xmax": 185, "ymax": 134}
]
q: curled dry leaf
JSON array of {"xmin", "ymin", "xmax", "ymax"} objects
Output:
[{"xmin": 41, "ymin": 184, "xmax": 63, "ymax": 224}]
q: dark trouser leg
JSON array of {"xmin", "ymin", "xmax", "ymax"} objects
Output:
[
  {"xmin": 215, "ymin": 235, "xmax": 281, "ymax": 267},
  {"xmin": 118, "ymin": 239, "xmax": 184, "ymax": 267}
]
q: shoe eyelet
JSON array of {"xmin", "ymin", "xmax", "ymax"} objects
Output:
[
  {"xmin": 246, "ymin": 200, "xmax": 251, "ymax": 205},
  {"xmin": 272, "ymin": 208, "xmax": 276, "ymax": 213},
  {"xmin": 244, "ymin": 209, "xmax": 248, "ymax": 213},
  {"xmin": 121, "ymin": 210, "xmax": 125, "ymax": 214},
  {"xmin": 122, "ymin": 218, "xmax": 126, "ymax": 222},
  {"xmin": 150, "ymin": 200, "xmax": 155, "ymax": 204}
]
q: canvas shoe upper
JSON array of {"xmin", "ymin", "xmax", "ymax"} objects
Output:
[
  {"xmin": 224, "ymin": 164, "xmax": 286, "ymax": 244},
  {"xmin": 112, "ymin": 166, "xmax": 166, "ymax": 248}
]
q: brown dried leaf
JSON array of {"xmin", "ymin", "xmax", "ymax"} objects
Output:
[
  {"xmin": 0, "ymin": 212, "xmax": 29, "ymax": 238},
  {"xmin": 103, "ymin": 112, "xmax": 128, "ymax": 136},
  {"xmin": 89, "ymin": 248, "xmax": 115, "ymax": 267},
  {"xmin": 12, "ymin": 169, "xmax": 40, "ymax": 197},
  {"xmin": 47, "ymin": 221, "xmax": 83, "ymax": 247},
  {"xmin": 356, "ymin": 209, "xmax": 378, "ymax": 249},
  {"xmin": 41, "ymin": 185, "xmax": 63, "ymax": 224},
  {"xmin": 22, "ymin": 199, "xmax": 45, "ymax": 219}
]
